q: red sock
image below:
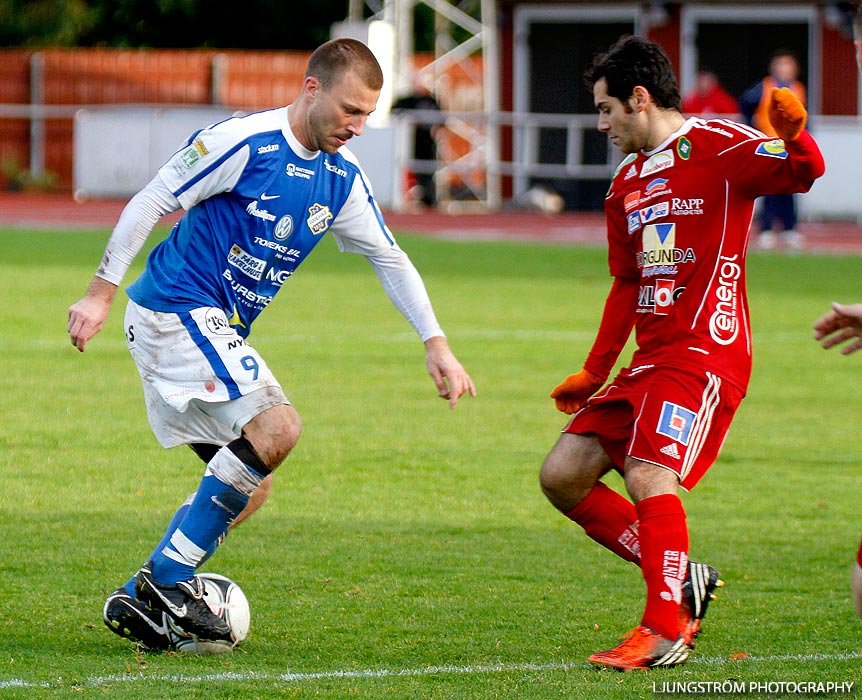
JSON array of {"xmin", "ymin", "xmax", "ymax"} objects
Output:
[
  {"xmin": 565, "ymin": 482, "xmax": 641, "ymax": 564},
  {"xmin": 636, "ymin": 494, "xmax": 688, "ymax": 641},
  {"xmin": 856, "ymin": 537, "xmax": 861, "ymax": 567}
]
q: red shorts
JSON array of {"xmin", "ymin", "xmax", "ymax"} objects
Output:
[{"xmin": 563, "ymin": 366, "xmax": 744, "ymax": 491}]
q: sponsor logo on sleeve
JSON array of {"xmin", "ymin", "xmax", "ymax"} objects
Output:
[
  {"xmin": 257, "ymin": 144, "xmax": 280, "ymax": 154},
  {"xmin": 175, "ymin": 138, "xmax": 209, "ymax": 171},
  {"xmin": 755, "ymin": 139, "xmax": 788, "ymax": 159},
  {"xmin": 627, "ymin": 210, "xmax": 641, "ymax": 234}
]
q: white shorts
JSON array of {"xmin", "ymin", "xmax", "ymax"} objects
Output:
[{"xmin": 124, "ymin": 300, "xmax": 288, "ymax": 448}]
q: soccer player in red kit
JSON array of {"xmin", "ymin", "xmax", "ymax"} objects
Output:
[{"xmin": 539, "ymin": 35, "xmax": 825, "ymax": 671}]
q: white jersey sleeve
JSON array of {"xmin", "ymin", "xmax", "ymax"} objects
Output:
[
  {"xmin": 328, "ymin": 150, "xmax": 397, "ymax": 256},
  {"xmin": 330, "ymin": 149, "xmax": 444, "ymax": 341},
  {"xmin": 366, "ymin": 247, "xmax": 445, "ymax": 342},
  {"xmin": 95, "ymin": 175, "xmax": 181, "ymax": 285},
  {"xmin": 156, "ymin": 111, "xmax": 284, "ymax": 209}
]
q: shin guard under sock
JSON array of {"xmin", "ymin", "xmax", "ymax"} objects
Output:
[
  {"xmin": 122, "ymin": 493, "xmax": 220, "ymax": 596},
  {"xmin": 150, "ymin": 442, "xmax": 265, "ymax": 584},
  {"xmin": 636, "ymin": 494, "xmax": 688, "ymax": 641}
]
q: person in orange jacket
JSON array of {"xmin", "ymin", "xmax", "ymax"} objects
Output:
[{"xmin": 740, "ymin": 49, "xmax": 807, "ymax": 251}]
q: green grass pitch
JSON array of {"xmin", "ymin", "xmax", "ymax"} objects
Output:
[{"xmin": 1, "ymin": 226, "xmax": 861, "ymax": 699}]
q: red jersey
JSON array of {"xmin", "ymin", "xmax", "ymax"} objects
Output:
[{"xmin": 586, "ymin": 117, "xmax": 824, "ymax": 393}]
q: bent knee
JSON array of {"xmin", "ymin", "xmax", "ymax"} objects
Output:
[
  {"xmin": 539, "ymin": 435, "xmax": 609, "ymax": 510},
  {"xmin": 539, "ymin": 455, "xmax": 586, "ymax": 502},
  {"xmin": 243, "ymin": 404, "xmax": 302, "ymax": 469}
]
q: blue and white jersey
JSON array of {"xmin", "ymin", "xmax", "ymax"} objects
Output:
[{"xmin": 127, "ymin": 106, "xmax": 397, "ymax": 338}]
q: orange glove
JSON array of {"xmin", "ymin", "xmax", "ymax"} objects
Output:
[
  {"xmin": 768, "ymin": 87, "xmax": 807, "ymax": 142},
  {"xmin": 550, "ymin": 369, "xmax": 605, "ymax": 415}
]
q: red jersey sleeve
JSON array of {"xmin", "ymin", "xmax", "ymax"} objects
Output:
[
  {"xmin": 582, "ymin": 276, "xmax": 638, "ymax": 380},
  {"xmin": 718, "ymin": 128, "xmax": 825, "ymax": 199},
  {"xmin": 783, "ymin": 129, "xmax": 826, "ymax": 183}
]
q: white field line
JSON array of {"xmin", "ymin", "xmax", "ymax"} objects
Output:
[{"xmin": 3, "ymin": 652, "xmax": 862, "ymax": 690}]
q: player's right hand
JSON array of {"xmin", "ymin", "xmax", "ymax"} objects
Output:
[
  {"xmin": 768, "ymin": 87, "xmax": 807, "ymax": 142},
  {"xmin": 549, "ymin": 369, "xmax": 605, "ymax": 414},
  {"xmin": 68, "ymin": 278, "xmax": 118, "ymax": 352},
  {"xmin": 67, "ymin": 295, "xmax": 111, "ymax": 352}
]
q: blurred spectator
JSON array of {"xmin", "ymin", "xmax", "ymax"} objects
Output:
[
  {"xmin": 740, "ymin": 50, "xmax": 807, "ymax": 251},
  {"xmin": 682, "ymin": 69, "xmax": 739, "ymax": 117},
  {"xmin": 392, "ymin": 73, "xmax": 442, "ymax": 208}
]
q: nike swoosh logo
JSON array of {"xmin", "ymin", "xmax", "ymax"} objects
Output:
[
  {"xmin": 165, "ymin": 601, "xmax": 188, "ymax": 618},
  {"xmin": 260, "ymin": 193, "xmax": 279, "ymax": 200},
  {"xmin": 120, "ymin": 600, "xmax": 170, "ymax": 635}
]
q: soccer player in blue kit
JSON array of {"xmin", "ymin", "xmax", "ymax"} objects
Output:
[{"xmin": 67, "ymin": 38, "xmax": 476, "ymax": 649}]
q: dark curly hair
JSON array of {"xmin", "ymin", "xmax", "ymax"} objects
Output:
[{"xmin": 584, "ymin": 35, "xmax": 681, "ymax": 111}]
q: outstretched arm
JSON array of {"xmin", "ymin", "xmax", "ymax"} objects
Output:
[
  {"xmin": 550, "ymin": 276, "xmax": 637, "ymax": 414},
  {"xmin": 423, "ymin": 335, "xmax": 476, "ymax": 409},
  {"xmin": 768, "ymin": 88, "xmax": 826, "ymax": 185},
  {"xmin": 366, "ymin": 248, "xmax": 476, "ymax": 408},
  {"xmin": 813, "ymin": 302, "xmax": 862, "ymax": 355},
  {"xmin": 67, "ymin": 175, "xmax": 180, "ymax": 352},
  {"xmin": 67, "ymin": 276, "xmax": 118, "ymax": 352}
]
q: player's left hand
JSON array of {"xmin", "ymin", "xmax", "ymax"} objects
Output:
[
  {"xmin": 768, "ymin": 87, "xmax": 807, "ymax": 142},
  {"xmin": 424, "ymin": 336, "xmax": 476, "ymax": 409}
]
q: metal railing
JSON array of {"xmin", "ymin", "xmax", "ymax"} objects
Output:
[{"xmin": 389, "ymin": 108, "xmax": 614, "ymax": 210}]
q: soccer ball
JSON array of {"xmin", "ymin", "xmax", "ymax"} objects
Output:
[{"xmin": 167, "ymin": 573, "xmax": 250, "ymax": 654}]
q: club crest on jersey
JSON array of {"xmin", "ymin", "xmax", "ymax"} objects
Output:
[
  {"xmin": 307, "ymin": 203, "xmax": 333, "ymax": 235},
  {"xmin": 640, "ymin": 149, "xmax": 674, "ymax": 177},
  {"xmin": 657, "ymin": 401, "xmax": 696, "ymax": 445},
  {"xmin": 755, "ymin": 139, "xmax": 789, "ymax": 159},
  {"xmin": 677, "ymin": 136, "xmax": 692, "ymax": 160}
]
